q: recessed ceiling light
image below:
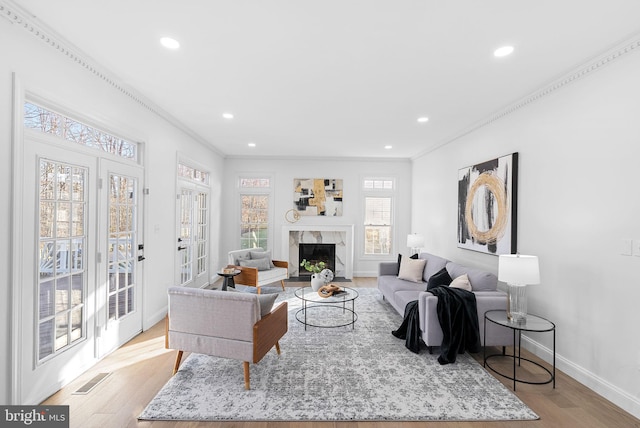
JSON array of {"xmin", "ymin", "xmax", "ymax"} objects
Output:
[
  {"xmin": 494, "ymin": 45, "xmax": 514, "ymax": 57},
  {"xmin": 222, "ymin": 113, "xmax": 234, "ymax": 120},
  {"xmin": 384, "ymin": 145, "xmax": 393, "ymax": 150},
  {"xmin": 248, "ymin": 142, "xmax": 256, "ymax": 148},
  {"xmin": 417, "ymin": 117, "xmax": 429, "ymax": 123},
  {"xmin": 160, "ymin": 37, "xmax": 180, "ymax": 50}
]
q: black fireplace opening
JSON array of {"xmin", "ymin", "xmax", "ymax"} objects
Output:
[{"xmin": 299, "ymin": 243, "xmax": 335, "ymax": 277}]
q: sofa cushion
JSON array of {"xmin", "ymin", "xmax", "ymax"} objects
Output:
[
  {"xmin": 426, "ymin": 267, "xmax": 452, "ymax": 291},
  {"xmin": 450, "ymin": 273, "xmax": 472, "ymax": 291},
  {"xmin": 398, "ymin": 257, "xmax": 426, "ymax": 282},
  {"xmin": 419, "ymin": 253, "xmax": 450, "ymax": 282},
  {"xmin": 446, "ymin": 262, "xmax": 497, "ymax": 291}
]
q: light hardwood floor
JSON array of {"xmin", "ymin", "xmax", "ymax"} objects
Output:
[{"xmin": 43, "ymin": 278, "xmax": 639, "ymax": 428}]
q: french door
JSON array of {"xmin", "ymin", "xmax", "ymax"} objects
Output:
[
  {"xmin": 96, "ymin": 159, "xmax": 144, "ymax": 357},
  {"xmin": 17, "ymin": 137, "xmax": 144, "ymax": 404},
  {"xmin": 176, "ymin": 183, "xmax": 209, "ymax": 288}
]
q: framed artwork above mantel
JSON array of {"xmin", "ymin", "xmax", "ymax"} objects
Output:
[
  {"xmin": 293, "ymin": 178, "xmax": 343, "ymax": 216},
  {"xmin": 457, "ymin": 153, "xmax": 518, "ymax": 255}
]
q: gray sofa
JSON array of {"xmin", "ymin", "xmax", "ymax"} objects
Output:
[{"xmin": 378, "ymin": 252, "xmax": 512, "ymax": 351}]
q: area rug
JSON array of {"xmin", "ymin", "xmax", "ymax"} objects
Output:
[{"xmin": 140, "ymin": 288, "xmax": 538, "ymax": 422}]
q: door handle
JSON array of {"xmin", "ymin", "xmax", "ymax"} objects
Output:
[{"xmin": 178, "ymin": 246, "xmax": 187, "ymax": 251}]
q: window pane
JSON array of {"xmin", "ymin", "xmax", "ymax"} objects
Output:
[
  {"xmin": 240, "ymin": 177, "xmax": 270, "ymax": 188},
  {"xmin": 365, "ymin": 197, "xmax": 391, "ymax": 225},
  {"xmin": 365, "ymin": 226, "xmax": 392, "ymax": 255},
  {"xmin": 25, "ymin": 102, "xmax": 138, "ymax": 161},
  {"xmin": 240, "ymin": 194, "xmax": 269, "ymax": 249}
]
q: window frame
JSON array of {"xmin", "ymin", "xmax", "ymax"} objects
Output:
[
  {"xmin": 361, "ymin": 176, "xmax": 397, "ymax": 259},
  {"xmin": 237, "ymin": 174, "xmax": 274, "ymax": 251}
]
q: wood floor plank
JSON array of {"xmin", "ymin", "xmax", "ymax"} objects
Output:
[{"xmin": 42, "ymin": 278, "xmax": 640, "ymax": 428}]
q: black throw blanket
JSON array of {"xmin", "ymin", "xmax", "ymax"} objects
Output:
[
  {"xmin": 391, "ymin": 300, "xmax": 421, "ymax": 353},
  {"xmin": 392, "ymin": 286, "xmax": 481, "ymax": 364}
]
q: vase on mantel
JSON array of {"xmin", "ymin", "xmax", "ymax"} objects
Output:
[{"xmin": 310, "ymin": 274, "xmax": 324, "ymax": 291}]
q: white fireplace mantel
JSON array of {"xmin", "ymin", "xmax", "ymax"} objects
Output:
[{"xmin": 282, "ymin": 224, "xmax": 354, "ymax": 279}]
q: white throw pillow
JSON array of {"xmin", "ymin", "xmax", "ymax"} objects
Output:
[
  {"xmin": 397, "ymin": 257, "xmax": 427, "ymax": 283},
  {"xmin": 449, "ymin": 274, "xmax": 472, "ymax": 291}
]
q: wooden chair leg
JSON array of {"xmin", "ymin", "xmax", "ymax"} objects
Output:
[
  {"xmin": 257, "ymin": 286, "xmax": 261, "ymax": 295},
  {"xmin": 173, "ymin": 350, "xmax": 184, "ymax": 375},
  {"xmin": 243, "ymin": 361, "xmax": 250, "ymax": 390},
  {"xmin": 275, "ymin": 341, "xmax": 281, "ymax": 355},
  {"xmin": 280, "ymin": 279, "xmax": 286, "ymax": 291}
]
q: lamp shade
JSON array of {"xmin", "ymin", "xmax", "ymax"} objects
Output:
[
  {"xmin": 498, "ymin": 254, "xmax": 540, "ymax": 285},
  {"xmin": 406, "ymin": 234, "xmax": 425, "ymax": 249}
]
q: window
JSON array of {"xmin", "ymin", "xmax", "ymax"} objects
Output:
[
  {"xmin": 178, "ymin": 163, "xmax": 210, "ymax": 185},
  {"xmin": 363, "ymin": 178, "xmax": 395, "ymax": 255},
  {"xmin": 24, "ymin": 102, "xmax": 138, "ymax": 161},
  {"xmin": 107, "ymin": 173, "xmax": 137, "ymax": 321},
  {"xmin": 239, "ymin": 177, "xmax": 271, "ymax": 249},
  {"xmin": 38, "ymin": 159, "xmax": 87, "ymax": 361}
]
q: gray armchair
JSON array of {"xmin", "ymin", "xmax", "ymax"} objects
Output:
[{"xmin": 165, "ymin": 286, "xmax": 288, "ymax": 389}]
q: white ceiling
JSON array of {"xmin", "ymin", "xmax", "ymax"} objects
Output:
[{"xmin": 14, "ymin": 0, "xmax": 640, "ymax": 159}]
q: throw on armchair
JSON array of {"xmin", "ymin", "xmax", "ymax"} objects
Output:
[{"xmin": 166, "ymin": 286, "xmax": 288, "ymax": 389}]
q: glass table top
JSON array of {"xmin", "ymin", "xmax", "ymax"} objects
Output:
[{"xmin": 485, "ymin": 310, "xmax": 555, "ymax": 332}]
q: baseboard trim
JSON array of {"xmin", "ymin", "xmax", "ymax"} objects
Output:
[{"xmin": 522, "ymin": 336, "xmax": 640, "ymax": 419}]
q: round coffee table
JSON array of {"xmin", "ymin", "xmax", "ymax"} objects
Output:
[{"xmin": 294, "ymin": 286, "xmax": 358, "ymax": 330}]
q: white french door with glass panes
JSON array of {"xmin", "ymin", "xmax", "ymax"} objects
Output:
[
  {"xmin": 96, "ymin": 159, "xmax": 144, "ymax": 357},
  {"xmin": 17, "ymin": 130, "xmax": 144, "ymax": 405},
  {"xmin": 176, "ymin": 183, "xmax": 210, "ymax": 288},
  {"xmin": 18, "ymin": 139, "xmax": 99, "ymax": 405}
]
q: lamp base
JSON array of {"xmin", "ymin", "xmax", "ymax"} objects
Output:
[{"xmin": 507, "ymin": 283, "xmax": 527, "ymax": 322}]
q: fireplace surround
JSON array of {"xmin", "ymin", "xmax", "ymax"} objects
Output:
[{"xmin": 282, "ymin": 225, "xmax": 354, "ymax": 278}]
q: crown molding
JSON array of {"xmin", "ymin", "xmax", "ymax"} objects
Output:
[
  {"xmin": 412, "ymin": 32, "xmax": 640, "ymax": 161},
  {"xmin": 224, "ymin": 154, "xmax": 412, "ymax": 163},
  {"xmin": 0, "ymin": 0, "xmax": 223, "ymax": 157}
]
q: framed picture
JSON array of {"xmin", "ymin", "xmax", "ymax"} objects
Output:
[
  {"xmin": 457, "ymin": 153, "xmax": 518, "ymax": 255},
  {"xmin": 293, "ymin": 178, "xmax": 343, "ymax": 216}
]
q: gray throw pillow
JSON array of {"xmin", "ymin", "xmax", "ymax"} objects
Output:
[
  {"xmin": 257, "ymin": 293, "xmax": 278, "ymax": 317},
  {"xmin": 249, "ymin": 250, "xmax": 276, "ymax": 268},
  {"xmin": 239, "ymin": 258, "xmax": 271, "ymax": 271},
  {"xmin": 234, "ymin": 252, "xmax": 251, "ymax": 265}
]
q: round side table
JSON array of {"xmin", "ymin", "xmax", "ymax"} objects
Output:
[
  {"xmin": 484, "ymin": 310, "xmax": 556, "ymax": 391},
  {"xmin": 217, "ymin": 269, "xmax": 241, "ymax": 291}
]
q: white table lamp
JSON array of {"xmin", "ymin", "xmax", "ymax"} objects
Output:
[
  {"xmin": 407, "ymin": 234, "xmax": 425, "ymax": 256},
  {"xmin": 498, "ymin": 254, "xmax": 540, "ymax": 322}
]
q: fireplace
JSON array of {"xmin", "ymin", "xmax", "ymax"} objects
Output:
[
  {"xmin": 282, "ymin": 224, "xmax": 354, "ymax": 279},
  {"xmin": 298, "ymin": 243, "xmax": 335, "ymax": 277}
]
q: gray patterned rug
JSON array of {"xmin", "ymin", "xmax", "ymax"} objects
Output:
[{"xmin": 139, "ymin": 287, "xmax": 538, "ymax": 422}]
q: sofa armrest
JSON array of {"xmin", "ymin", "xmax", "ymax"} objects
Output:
[
  {"xmin": 417, "ymin": 291, "xmax": 439, "ymax": 333},
  {"xmin": 272, "ymin": 259, "xmax": 289, "ymax": 270},
  {"xmin": 231, "ymin": 264, "xmax": 259, "ymax": 286},
  {"xmin": 378, "ymin": 262, "xmax": 399, "ymax": 276},
  {"xmin": 253, "ymin": 301, "xmax": 288, "ymax": 362}
]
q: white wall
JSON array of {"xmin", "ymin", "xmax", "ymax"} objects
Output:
[
  {"xmin": 411, "ymin": 48, "xmax": 640, "ymax": 417},
  {"xmin": 220, "ymin": 158, "xmax": 412, "ymax": 276},
  {"xmin": 0, "ymin": 18, "xmax": 223, "ymax": 404}
]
